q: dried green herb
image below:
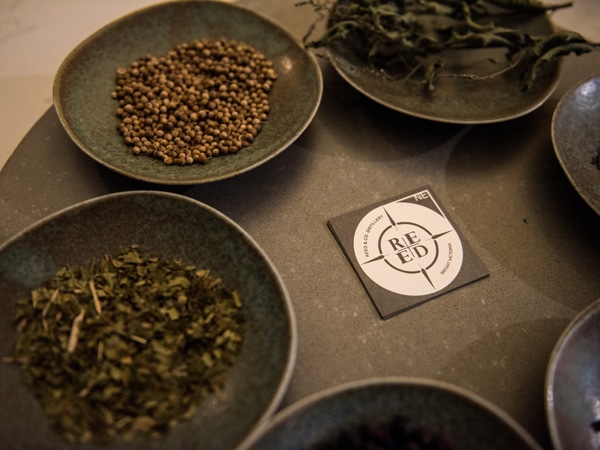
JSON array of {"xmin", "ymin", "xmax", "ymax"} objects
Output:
[
  {"xmin": 299, "ymin": 0, "xmax": 599, "ymax": 90},
  {"xmin": 4, "ymin": 245, "xmax": 244, "ymax": 444}
]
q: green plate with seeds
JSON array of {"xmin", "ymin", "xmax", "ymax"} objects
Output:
[
  {"xmin": 53, "ymin": 1, "xmax": 322, "ymax": 185},
  {"xmin": 0, "ymin": 191, "xmax": 297, "ymax": 449}
]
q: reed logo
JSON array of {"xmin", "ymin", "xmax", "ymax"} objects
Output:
[{"xmin": 353, "ymin": 190, "xmax": 463, "ymax": 296}]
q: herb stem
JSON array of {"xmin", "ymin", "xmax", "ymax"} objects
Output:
[
  {"xmin": 67, "ymin": 309, "xmax": 86, "ymax": 354},
  {"xmin": 97, "ymin": 340, "xmax": 104, "ymax": 361},
  {"xmin": 16, "ymin": 317, "xmax": 28, "ymax": 334},
  {"xmin": 41, "ymin": 289, "xmax": 59, "ymax": 318},
  {"xmin": 100, "ymin": 318, "xmax": 149, "ymax": 345},
  {"xmin": 89, "ymin": 280, "xmax": 102, "ymax": 315},
  {"xmin": 129, "ymin": 334, "xmax": 148, "ymax": 345}
]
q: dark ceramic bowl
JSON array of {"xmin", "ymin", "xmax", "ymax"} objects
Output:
[
  {"xmin": 322, "ymin": 2, "xmax": 560, "ymax": 124},
  {"xmin": 552, "ymin": 72, "xmax": 600, "ymax": 216},
  {"xmin": 546, "ymin": 298, "xmax": 600, "ymax": 450},
  {"xmin": 53, "ymin": 1, "xmax": 322, "ymax": 185},
  {"xmin": 238, "ymin": 377, "xmax": 542, "ymax": 450},
  {"xmin": 0, "ymin": 191, "xmax": 296, "ymax": 450}
]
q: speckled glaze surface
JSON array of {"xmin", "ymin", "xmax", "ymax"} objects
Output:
[
  {"xmin": 0, "ymin": 191, "xmax": 296, "ymax": 450},
  {"xmin": 53, "ymin": 1, "xmax": 322, "ymax": 185},
  {"xmin": 552, "ymin": 72, "xmax": 600, "ymax": 216},
  {"xmin": 546, "ymin": 298, "xmax": 600, "ymax": 450},
  {"xmin": 325, "ymin": 4, "xmax": 561, "ymax": 124},
  {"xmin": 238, "ymin": 377, "xmax": 542, "ymax": 450}
]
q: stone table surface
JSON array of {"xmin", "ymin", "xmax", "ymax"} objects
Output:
[{"xmin": 1, "ymin": 1, "xmax": 600, "ymax": 448}]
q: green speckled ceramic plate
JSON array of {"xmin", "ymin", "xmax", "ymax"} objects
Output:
[
  {"xmin": 546, "ymin": 298, "xmax": 600, "ymax": 450},
  {"xmin": 53, "ymin": 1, "xmax": 322, "ymax": 185},
  {"xmin": 238, "ymin": 378, "xmax": 542, "ymax": 450},
  {"xmin": 0, "ymin": 191, "xmax": 297, "ymax": 450},
  {"xmin": 552, "ymin": 72, "xmax": 600, "ymax": 216},
  {"xmin": 325, "ymin": 4, "xmax": 561, "ymax": 124}
]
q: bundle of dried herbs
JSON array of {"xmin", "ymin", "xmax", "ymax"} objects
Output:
[
  {"xmin": 299, "ymin": 0, "xmax": 599, "ymax": 90},
  {"xmin": 4, "ymin": 245, "xmax": 244, "ymax": 444}
]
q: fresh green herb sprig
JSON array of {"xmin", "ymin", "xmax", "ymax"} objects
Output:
[
  {"xmin": 4, "ymin": 245, "xmax": 244, "ymax": 444},
  {"xmin": 299, "ymin": 0, "xmax": 599, "ymax": 90}
]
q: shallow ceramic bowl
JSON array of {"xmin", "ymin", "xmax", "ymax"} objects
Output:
[
  {"xmin": 53, "ymin": 1, "xmax": 322, "ymax": 185},
  {"xmin": 238, "ymin": 377, "xmax": 542, "ymax": 450},
  {"xmin": 323, "ymin": 1, "xmax": 560, "ymax": 124},
  {"xmin": 546, "ymin": 298, "xmax": 600, "ymax": 450},
  {"xmin": 552, "ymin": 72, "xmax": 600, "ymax": 216},
  {"xmin": 0, "ymin": 191, "xmax": 297, "ymax": 450}
]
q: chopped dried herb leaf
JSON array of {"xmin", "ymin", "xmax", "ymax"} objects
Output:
[{"xmin": 5, "ymin": 245, "xmax": 244, "ymax": 444}]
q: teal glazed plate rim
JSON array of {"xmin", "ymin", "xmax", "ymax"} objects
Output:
[
  {"xmin": 551, "ymin": 72, "xmax": 600, "ymax": 216},
  {"xmin": 0, "ymin": 191, "xmax": 297, "ymax": 450},
  {"xmin": 545, "ymin": 297, "xmax": 600, "ymax": 450},
  {"xmin": 324, "ymin": 1, "xmax": 561, "ymax": 124},
  {"xmin": 238, "ymin": 377, "xmax": 543, "ymax": 450},
  {"xmin": 53, "ymin": 1, "xmax": 322, "ymax": 185}
]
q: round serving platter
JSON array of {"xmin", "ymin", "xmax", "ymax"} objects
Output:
[
  {"xmin": 0, "ymin": 191, "xmax": 297, "ymax": 449},
  {"xmin": 53, "ymin": 1, "xmax": 322, "ymax": 185}
]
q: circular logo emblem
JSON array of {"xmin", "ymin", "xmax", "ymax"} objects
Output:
[{"xmin": 353, "ymin": 200, "xmax": 463, "ymax": 296}]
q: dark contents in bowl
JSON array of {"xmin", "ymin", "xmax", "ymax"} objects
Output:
[{"xmin": 306, "ymin": 414, "xmax": 455, "ymax": 450}]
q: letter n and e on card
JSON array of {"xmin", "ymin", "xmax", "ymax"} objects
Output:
[{"xmin": 328, "ymin": 186, "xmax": 489, "ymax": 319}]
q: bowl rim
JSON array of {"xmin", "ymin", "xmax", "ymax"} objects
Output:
[
  {"xmin": 0, "ymin": 189, "xmax": 298, "ymax": 446},
  {"xmin": 238, "ymin": 376, "xmax": 543, "ymax": 450},
  {"xmin": 544, "ymin": 297, "xmax": 600, "ymax": 450},
  {"xmin": 52, "ymin": 0, "xmax": 323, "ymax": 185}
]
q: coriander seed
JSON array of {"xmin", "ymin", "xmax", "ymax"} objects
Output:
[{"xmin": 112, "ymin": 38, "xmax": 277, "ymax": 165}]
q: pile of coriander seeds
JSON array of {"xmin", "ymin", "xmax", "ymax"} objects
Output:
[{"xmin": 112, "ymin": 38, "xmax": 277, "ymax": 166}]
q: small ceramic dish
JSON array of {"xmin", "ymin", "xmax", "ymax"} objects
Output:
[
  {"xmin": 546, "ymin": 298, "xmax": 600, "ymax": 450},
  {"xmin": 322, "ymin": 1, "xmax": 561, "ymax": 124},
  {"xmin": 552, "ymin": 72, "xmax": 600, "ymax": 216},
  {"xmin": 53, "ymin": 1, "xmax": 322, "ymax": 185},
  {"xmin": 0, "ymin": 191, "xmax": 297, "ymax": 450},
  {"xmin": 238, "ymin": 377, "xmax": 542, "ymax": 450}
]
